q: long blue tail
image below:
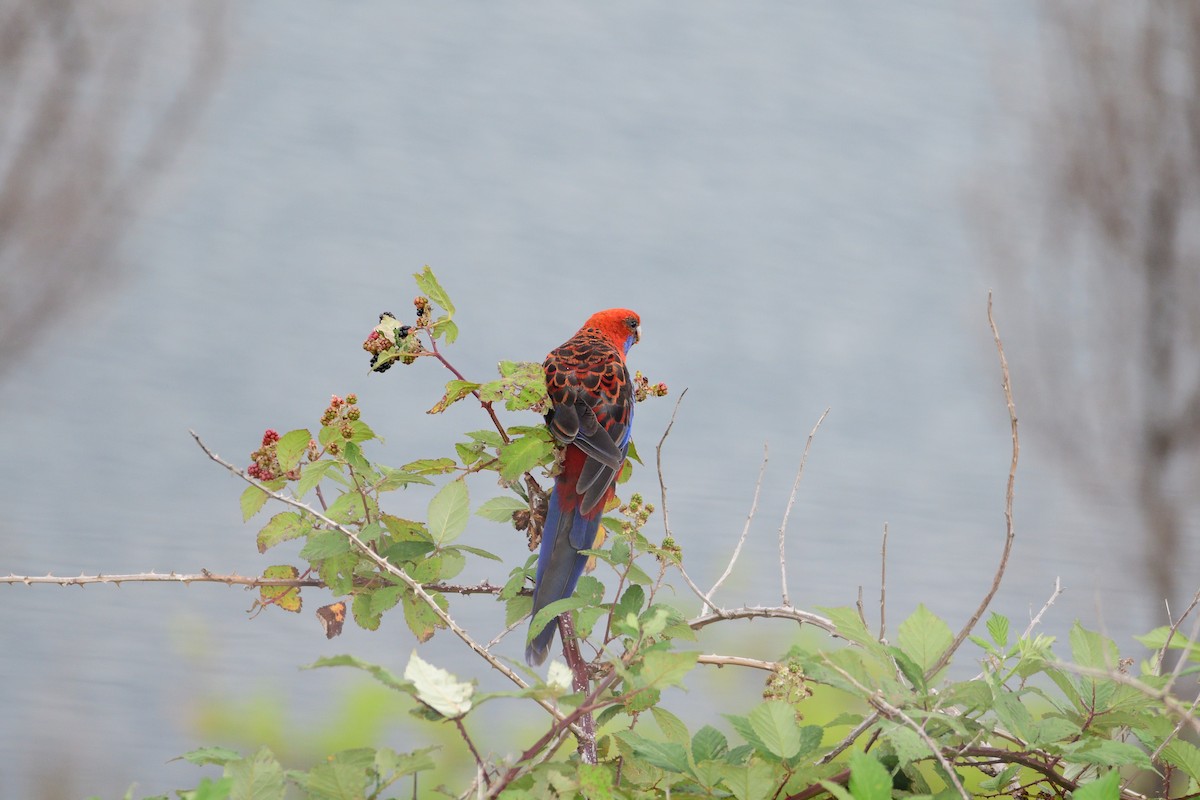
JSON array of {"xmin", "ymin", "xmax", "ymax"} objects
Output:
[{"xmin": 525, "ymin": 488, "xmax": 602, "ymax": 666}]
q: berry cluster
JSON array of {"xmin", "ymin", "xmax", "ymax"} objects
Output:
[
  {"xmin": 617, "ymin": 492, "xmax": 656, "ymax": 536},
  {"xmin": 320, "ymin": 393, "xmax": 359, "ymax": 455},
  {"xmin": 247, "ymin": 429, "xmax": 286, "ymax": 481},
  {"xmin": 763, "ymin": 659, "xmax": 812, "ymax": 707},
  {"xmin": 633, "ymin": 371, "xmax": 669, "ymax": 402},
  {"xmin": 363, "ymin": 304, "xmax": 427, "ymax": 373}
]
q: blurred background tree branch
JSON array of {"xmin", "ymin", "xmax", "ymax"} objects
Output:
[{"xmin": 0, "ymin": 0, "xmax": 228, "ymax": 375}]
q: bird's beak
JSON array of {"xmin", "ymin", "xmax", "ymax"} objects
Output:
[{"xmin": 635, "ymin": 324, "xmax": 642, "ymax": 343}]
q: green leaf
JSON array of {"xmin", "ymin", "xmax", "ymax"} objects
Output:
[
  {"xmin": 505, "ymin": 595, "xmax": 533, "ymax": 627},
  {"xmin": 499, "ymin": 434, "xmax": 554, "ymax": 481},
  {"xmin": 879, "ymin": 722, "xmax": 928, "ymax": 768},
  {"xmin": 401, "ymin": 591, "xmax": 445, "ymax": 642},
  {"xmin": 305, "ymin": 654, "xmax": 415, "ymax": 694},
  {"xmin": 351, "ymin": 593, "xmax": 381, "ymax": 631},
  {"xmin": 374, "ymin": 746, "xmax": 438, "ymax": 779},
  {"xmin": 634, "ymin": 650, "xmax": 698, "ymax": 690},
  {"xmin": 847, "ymin": 752, "xmax": 892, "ymax": 800},
  {"xmin": 226, "ymin": 747, "xmax": 285, "ymax": 800},
  {"xmin": 428, "ymin": 380, "xmax": 480, "ymax": 414},
  {"xmin": 240, "ymin": 485, "xmax": 270, "ymax": 521},
  {"xmin": 692, "ymin": 725, "xmax": 729, "ymax": 763},
  {"xmin": 817, "ymin": 606, "xmax": 886, "ymax": 656},
  {"xmin": 295, "ymin": 749, "xmax": 373, "ymax": 800},
  {"xmin": 383, "ymin": 540, "xmax": 435, "ymax": 563},
  {"xmin": 300, "ymin": 530, "xmax": 351, "ymax": 560},
  {"xmin": 256, "ymin": 511, "xmax": 310, "ymax": 553},
  {"xmin": 1060, "ymin": 739, "xmax": 1152, "ymax": 769},
  {"xmin": 259, "ymin": 565, "xmax": 301, "ymax": 613},
  {"xmin": 296, "ymin": 460, "xmax": 339, "ymax": 498},
  {"xmin": 433, "ymin": 318, "xmax": 459, "ymax": 344},
  {"xmin": 897, "ymin": 603, "xmax": 953, "ymax": 675},
  {"xmin": 615, "ymin": 584, "xmax": 646, "ymax": 621},
  {"xmin": 453, "ymin": 544, "xmax": 502, "ymax": 561},
  {"xmin": 527, "ymin": 595, "xmax": 591, "ymax": 641},
  {"xmin": 1069, "ymin": 623, "xmax": 1119, "ymax": 671},
  {"xmin": 439, "ymin": 548, "xmax": 466, "ymax": 580},
  {"xmin": 651, "ymin": 706, "xmax": 690, "ymax": 744},
  {"xmin": 476, "ymin": 495, "xmax": 528, "ymax": 523},
  {"xmin": 326, "ymin": 491, "xmax": 371, "ymax": 524},
  {"xmin": 747, "ymin": 700, "xmax": 803, "ymax": 760},
  {"xmin": 990, "ymin": 687, "xmax": 1035, "ymax": 742},
  {"xmin": 180, "ymin": 746, "xmax": 243, "ymax": 766},
  {"xmin": 414, "ymin": 266, "xmax": 455, "ymax": 316},
  {"xmin": 1161, "ymin": 738, "xmax": 1200, "ymax": 782},
  {"xmin": 614, "ymin": 732, "xmax": 691, "ymax": 774},
  {"xmin": 716, "ymin": 761, "xmax": 777, "ymax": 800},
  {"xmin": 404, "ymin": 651, "xmax": 473, "ymax": 718},
  {"xmin": 986, "ymin": 612, "xmax": 1010, "ymax": 647},
  {"xmin": 401, "ymin": 457, "xmax": 457, "ymax": 475},
  {"xmin": 376, "ymin": 466, "xmax": 433, "ymax": 491},
  {"xmin": 275, "ymin": 429, "xmax": 312, "ymax": 473},
  {"xmin": 577, "ymin": 763, "xmax": 615, "ymax": 800},
  {"xmin": 1070, "ymin": 769, "xmax": 1120, "ymax": 800},
  {"xmin": 427, "ymin": 480, "xmax": 469, "ymax": 545}
]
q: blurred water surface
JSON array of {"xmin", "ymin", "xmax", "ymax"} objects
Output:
[{"xmin": 3, "ymin": 3, "xmax": 1168, "ymax": 797}]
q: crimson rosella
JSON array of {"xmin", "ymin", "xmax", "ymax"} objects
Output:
[{"xmin": 526, "ymin": 308, "xmax": 641, "ymax": 666}]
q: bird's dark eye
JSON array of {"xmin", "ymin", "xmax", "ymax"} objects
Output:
[{"xmin": 626, "ymin": 317, "xmax": 638, "ymax": 329}]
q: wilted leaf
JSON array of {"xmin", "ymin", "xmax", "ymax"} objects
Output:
[
  {"xmin": 404, "ymin": 651, "xmax": 473, "ymax": 718},
  {"xmin": 259, "ymin": 565, "xmax": 301, "ymax": 613}
]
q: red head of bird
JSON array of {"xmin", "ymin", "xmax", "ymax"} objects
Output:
[{"xmin": 579, "ymin": 308, "xmax": 641, "ymax": 356}]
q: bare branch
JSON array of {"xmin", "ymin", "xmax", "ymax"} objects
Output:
[
  {"xmin": 703, "ymin": 443, "xmax": 768, "ymax": 614},
  {"xmin": 0, "ymin": 571, "xmax": 509, "ymax": 596},
  {"xmin": 926, "ymin": 294, "xmax": 1018, "ymax": 678},
  {"xmin": 1021, "ymin": 576, "xmax": 1064, "ymax": 639},
  {"xmin": 689, "ymin": 605, "xmax": 836, "ymax": 636},
  {"xmin": 655, "ymin": 388, "xmax": 688, "ymax": 543},
  {"xmin": 879, "ymin": 522, "xmax": 889, "ymax": 641},
  {"xmin": 696, "ymin": 653, "xmax": 780, "ymax": 672},
  {"xmin": 778, "ymin": 408, "xmax": 830, "ymax": 607}
]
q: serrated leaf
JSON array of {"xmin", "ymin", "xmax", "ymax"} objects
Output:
[
  {"xmin": 1061, "ymin": 739, "xmax": 1152, "ymax": 769},
  {"xmin": 614, "ymin": 732, "xmax": 690, "ymax": 774},
  {"xmin": 717, "ymin": 760, "xmax": 777, "ymax": 800},
  {"xmin": 427, "ymin": 480, "xmax": 469, "ymax": 545},
  {"xmin": 401, "ymin": 457, "xmax": 457, "ymax": 475},
  {"xmin": 376, "ymin": 466, "xmax": 433, "ymax": 491},
  {"xmin": 499, "ymin": 434, "xmax": 554, "ymax": 481},
  {"xmin": 296, "ymin": 460, "xmax": 339, "ymax": 498},
  {"xmin": 299, "ymin": 530, "xmax": 350, "ymax": 560},
  {"xmin": 1161, "ymin": 738, "xmax": 1200, "ymax": 782},
  {"xmin": 352, "ymin": 593, "xmax": 381, "ymax": 631},
  {"xmin": 880, "ymin": 722, "xmax": 928, "ymax": 768},
  {"xmin": 240, "ymin": 485, "xmax": 270, "ymax": 521},
  {"xmin": 296, "ymin": 749, "xmax": 373, "ymax": 800},
  {"xmin": 897, "ymin": 603, "xmax": 953, "ymax": 675},
  {"xmin": 402, "ymin": 592, "xmax": 444, "ymax": 642},
  {"xmin": 453, "ymin": 544, "xmax": 502, "ymax": 561},
  {"xmin": 428, "ymin": 380, "xmax": 479, "ymax": 414},
  {"xmin": 1071, "ymin": 769, "xmax": 1120, "ymax": 800},
  {"xmin": 505, "ymin": 595, "xmax": 533, "ymax": 627},
  {"xmin": 414, "ymin": 266, "xmax": 455, "ymax": 317},
  {"xmin": 527, "ymin": 595, "xmax": 590, "ymax": 641},
  {"xmin": 476, "ymin": 495, "xmax": 528, "ymax": 523},
  {"xmin": 180, "ymin": 746, "xmax": 243, "ymax": 766},
  {"xmin": 651, "ymin": 706, "xmax": 690, "ymax": 744},
  {"xmin": 692, "ymin": 725, "xmax": 729, "ymax": 763},
  {"xmin": 439, "ymin": 548, "xmax": 466, "ymax": 580},
  {"xmin": 326, "ymin": 491, "xmax": 371, "ymax": 524},
  {"xmin": 275, "ymin": 429, "xmax": 312, "ymax": 473},
  {"xmin": 847, "ymin": 752, "xmax": 892, "ymax": 800},
  {"xmin": 1069, "ymin": 623, "xmax": 1119, "ymax": 671},
  {"xmin": 635, "ymin": 650, "xmax": 698, "ymax": 691},
  {"xmin": 256, "ymin": 511, "xmax": 310, "ymax": 553},
  {"xmin": 747, "ymin": 700, "xmax": 803, "ymax": 759},
  {"xmin": 817, "ymin": 606, "xmax": 886, "ymax": 655},
  {"xmin": 259, "ymin": 565, "xmax": 301, "ymax": 612},
  {"xmin": 226, "ymin": 747, "xmax": 285, "ymax": 800},
  {"xmin": 986, "ymin": 612, "xmax": 1010, "ymax": 647}
]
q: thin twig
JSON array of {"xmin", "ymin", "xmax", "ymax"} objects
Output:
[
  {"xmin": 778, "ymin": 408, "xmax": 830, "ymax": 607},
  {"xmin": 879, "ymin": 522, "xmax": 889, "ymax": 641},
  {"xmin": 926, "ymin": 293, "xmax": 1018, "ymax": 678},
  {"xmin": 1021, "ymin": 577, "xmax": 1064, "ymax": 639},
  {"xmin": 189, "ymin": 430, "xmax": 578, "ymax": 735},
  {"xmin": 1156, "ymin": 586, "xmax": 1200, "ymax": 675},
  {"xmin": 655, "ymin": 388, "xmax": 687, "ymax": 544},
  {"xmin": 702, "ymin": 443, "xmax": 768, "ymax": 614},
  {"xmin": 453, "ymin": 717, "xmax": 491, "ymax": 788}
]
